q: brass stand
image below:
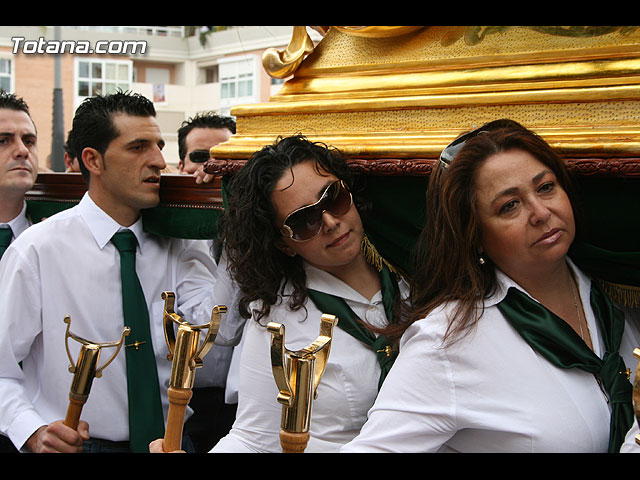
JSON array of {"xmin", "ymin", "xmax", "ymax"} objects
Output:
[
  {"xmin": 63, "ymin": 315, "xmax": 129, "ymax": 429},
  {"xmin": 268, "ymin": 314, "xmax": 337, "ymax": 453},
  {"xmin": 161, "ymin": 291, "xmax": 226, "ymax": 452}
]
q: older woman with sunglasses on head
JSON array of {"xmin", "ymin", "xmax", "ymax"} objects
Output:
[
  {"xmin": 202, "ymin": 135, "xmax": 408, "ymax": 453},
  {"xmin": 341, "ymin": 119, "xmax": 640, "ymax": 453}
]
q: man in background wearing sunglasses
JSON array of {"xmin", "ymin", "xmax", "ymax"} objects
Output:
[
  {"xmin": 176, "ymin": 111, "xmax": 239, "ymax": 452},
  {"xmin": 177, "ymin": 112, "xmax": 235, "ymax": 175}
]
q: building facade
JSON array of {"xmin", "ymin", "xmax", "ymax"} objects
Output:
[{"xmin": 0, "ymin": 26, "xmax": 319, "ymax": 171}]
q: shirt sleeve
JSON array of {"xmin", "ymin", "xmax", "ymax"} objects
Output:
[
  {"xmin": 178, "ymin": 246, "xmax": 246, "ymax": 347},
  {"xmin": 0, "ymin": 246, "xmax": 48, "ymax": 449},
  {"xmin": 211, "ymin": 317, "xmax": 283, "ymax": 453},
  {"xmin": 340, "ymin": 316, "xmax": 458, "ymax": 453},
  {"xmin": 620, "ymin": 421, "xmax": 640, "ymax": 453}
]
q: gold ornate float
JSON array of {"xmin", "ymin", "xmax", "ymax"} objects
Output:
[
  {"xmin": 209, "ymin": 26, "xmax": 640, "ymax": 171},
  {"xmin": 206, "ymin": 25, "xmax": 640, "ymax": 305}
]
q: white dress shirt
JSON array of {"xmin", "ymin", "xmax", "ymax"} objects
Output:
[
  {"xmin": 211, "ymin": 262, "xmax": 409, "ymax": 453},
  {"xmin": 621, "ymin": 422, "xmax": 640, "ymax": 452},
  {"xmin": 193, "ymin": 251, "xmax": 246, "ymax": 399},
  {"xmin": 0, "ymin": 193, "xmax": 217, "ymax": 450},
  {"xmin": 188, "ymin": 251, "xmax": 241, "ymax": 390},
  {"xmin": 341, "ymin": 260, "xmax": 640, "ymax": 453}
]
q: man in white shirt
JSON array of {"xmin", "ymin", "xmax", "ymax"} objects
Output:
[
  {"xmin": 176, "ymin": 112, "xmax": 238, "ymax": 452},
  {"xmin": 0, "ymin": 92, "xmax": 218, "ymax": 453},
  {"xmin": 0, "ymin": 92, "xmax": 37, "ymax": 257},
  {"xmin": 0, "ymin": 92, "xmax": 39, "ymax": 454}
]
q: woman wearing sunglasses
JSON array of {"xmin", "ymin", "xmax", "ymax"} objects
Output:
[
  {"xmin": 204, "ymin": 135, "xmax": 408, "ymax": 452},
  {"xmin": 341, "ymin": 119, "xmax": 640, "ymax": 453}
]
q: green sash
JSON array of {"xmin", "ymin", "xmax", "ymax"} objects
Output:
[
  {"xmin": 497, "ymin": 280, "xmax": 633, "ymax": 453},
  {"xmin": 307, "ymin": 261, "xmax": 400, "ymax": 390}
]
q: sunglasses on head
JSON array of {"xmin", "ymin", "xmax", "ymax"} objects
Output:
[
  {"xmin": 439, "ymin": 127, "xmax": 487, "ymax": 170},
  {"xmin": 188, "ymin": 150, "xmax": 211, "ymax": 163},
  {"xmin": 280, "ymin": 179, "xmax": 353, "ymax": 242}
]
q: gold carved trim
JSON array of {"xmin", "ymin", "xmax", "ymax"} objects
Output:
[
  {"xmin": 216, "ymin": 26, "xmax": 640, "ymax": 164},
  {"xmin": 204, "ymin": 157, "xmax": 640, "ymax": 178},
  {"xmin": 269, "ymin": 58, "xmax": 640, "ymax": 104}
]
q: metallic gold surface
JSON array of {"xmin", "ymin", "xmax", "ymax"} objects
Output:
[
  {"xmin": 162, "ymin": 291, "xmax": 226, "ymax": 390},
  {"xmin": 262, "ymin": 26, "xmax": 315, "ymax": 79},
  {"xmin": 212, "ymin": 26, "xmax": 640, "ymax": 162},
  {"xmin": 63, "ymin": 315, "xmax": 130, "ymax": 397},
  {"xmin": 268, "ymin": 314, "xmax": 337, "ymax": 435},
  {"xmin": 332, "ymin": 26, "xmax": 424, "ymax": 38}
]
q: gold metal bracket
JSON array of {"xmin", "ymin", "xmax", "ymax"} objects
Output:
[
  {"xmin": 63, "ymin": 315, "xmax": 130, "ymax": 397},
  {"xmin": 162, "ymin": 291, "xmax": 226, "ymax": 389},
  {"xmin": 267, "ymin": 314, "xmax": 337, "ymax": 434}
]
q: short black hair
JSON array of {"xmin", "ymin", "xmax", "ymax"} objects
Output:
[
  {"xmin": 0, "ymin": 91, "xmax": 31, "ymax": 116},
  {"xmin": 177, "ymin": 112, "xmax": 236, "ymax": 160},
  {"xmin": 66, "ymin": 91, "xmax": 156, "ymax": 182},
  {"xmin": 0, "ymin": 91, "xmax": 35, "ymax": 132}
]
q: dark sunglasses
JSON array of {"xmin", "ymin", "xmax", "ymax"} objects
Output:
[
  {"xmin": 188, "ymin": 150, "xmax": 211, "ymax": 163},
  {"xmin": 439, "ymin": 127, "xmax": 487, "ymax": 170},
  {"xmin": 280, "ymin": 180, "xmax": 353, "ymax": 242}
]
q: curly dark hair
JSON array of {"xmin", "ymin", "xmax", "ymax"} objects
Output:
[{"xmin": 219, "ymin": 134, "xmax": 369, "ymax": 321}]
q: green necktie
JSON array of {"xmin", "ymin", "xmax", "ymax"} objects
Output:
[
  {"xmin": 0, "ymin": 227, "xmax": 13, "ymax": 260},
  {"xmin": 111, "ymin": 230, "xmax": 165, "ymax": 453},
  {"xmin": 497, "ymin": 281, "xmax": 633, "ymax": 453},
  {"xmin": 307, "ymin": 262, "xmax": 400, "ymax": 390}
]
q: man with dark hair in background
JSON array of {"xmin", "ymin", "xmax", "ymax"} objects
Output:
[
  {"xmin": 177, "ymin": 112, "xmax": 235, "ymax": 175},
  {"xmin": 177, "ymin": 111, "xmax": 238, "ymax": 452},
  {"xmin": 0, "ymin": 91, "xmax": 39, "ymax": 454}
]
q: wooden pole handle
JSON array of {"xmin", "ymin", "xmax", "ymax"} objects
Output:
[
  {"xmin": 279, "ymin": 430, "xmax": 310, "ymax": 453},
  {"xmin": 64, "ymin": 393, "xmax": 87, "ymax": 430},
  {"xmin": 164, "ymin": 386, "xmax": 192, "ymax": 452}
]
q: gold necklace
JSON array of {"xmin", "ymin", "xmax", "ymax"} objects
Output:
[{"xmin": 569, "ymin": 273, "xmax": 590, "ymax": 346}]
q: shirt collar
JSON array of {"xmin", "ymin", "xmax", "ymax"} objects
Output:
[
  {"xmin": 484, "ymin": 257, "xmax": 588, "ymax": 308},
  {"xmin": 0, "ymin": 201, "xmax": 30, "ymax": 239},
  {"xmin": 77, "ymin": 193, "xmax": 145, "ymax": 252},
  {"xmin": 303, "ymin": 261, "xmax": 383, "ymax": 304}
]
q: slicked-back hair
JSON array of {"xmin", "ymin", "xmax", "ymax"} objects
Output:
[
  {"xmin": 384, "ymin": 119, "xmax": 581, "ymax": 345},
  {"xmin": 0, "ymin": 91, "xmax": 31, "ymax": 115},
  {"xmin": 0, "ymin": 91, "xmax": 35, "ymax": 130},
  {"xmin": 219, "ymin": 134, "xmax": 369, "ymax": 322},
  {"xmin": 177, "ymin": 112, "xmax": 236, "ymax": 161},
  {"xmin": 66, "ymin": 91, "xmax": 157, "ymax": 182}
]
